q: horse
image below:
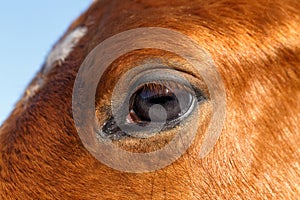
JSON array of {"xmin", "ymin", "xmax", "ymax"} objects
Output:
[{"xmin": 0, "ymin": 0, "xmax": 299, "ymax": 199}]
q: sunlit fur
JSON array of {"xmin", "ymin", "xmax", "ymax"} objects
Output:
[{"xmin": 0, "ymin": 0, "xmax": 299, "ymax": 199}]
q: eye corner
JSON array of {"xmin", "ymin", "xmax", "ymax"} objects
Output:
[{"xmin": 191, "ymin": 84, "xmax": 208, "ymax": 103}]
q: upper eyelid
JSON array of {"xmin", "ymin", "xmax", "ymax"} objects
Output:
[
  {"xmin": 112, "ymin": 67, "xmax": 199, "ymax": 102},
  {"xmin": 133, "ymin": 80, "xmax": 194, "ymax": 94},
  {"xmin": 127, "ymin": 67, "xmax": 197, "ymax": 90},
  {"xmin": 127, "ymin": 68, "xmax": 209, "ymax": 100},
  {"xmin": 106, "ymin": 63, "xmax": 209, "ymax": 112}
]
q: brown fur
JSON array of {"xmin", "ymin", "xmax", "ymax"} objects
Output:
[{"xmin": 0, "ymin": 0, "xmax": 299, "ymax": 199}]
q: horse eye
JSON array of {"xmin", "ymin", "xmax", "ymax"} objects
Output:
[
  {"xmin": 128, "ymin": 83, "xmax": 194, "ymax": 123},
  {"xmin": 99, "ymin": 78, "xmax": 204, "ymax": 141}
]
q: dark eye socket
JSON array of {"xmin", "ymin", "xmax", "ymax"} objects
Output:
[{"xmin": 129, "ymin": 82, "xmax": 193, "ymax": 123}]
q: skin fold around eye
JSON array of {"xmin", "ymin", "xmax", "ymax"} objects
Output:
[{"xmin": 93, "ymin": 49, "xmax": 213, "ymax": 153}]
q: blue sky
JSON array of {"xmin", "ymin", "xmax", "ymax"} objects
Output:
[{"xmin": 0, "ymin": 1, "xmax": 93, "ymax": 125}]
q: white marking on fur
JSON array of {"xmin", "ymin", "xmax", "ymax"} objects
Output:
[
  {"xmin": 25, "ymin": 76, "xmax": 43, "ymax": 100},
  {"xmin": 23, "ymin": 26, "xmax": 87, "ymax": 103},
  {"xmin": 44, "ymin": 26, "xmax": 87, "ymax": 74}
]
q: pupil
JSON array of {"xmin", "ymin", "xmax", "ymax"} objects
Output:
[{"xmin": 129, "ymin": 83, "xmax": 192, "ymax": 123}]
